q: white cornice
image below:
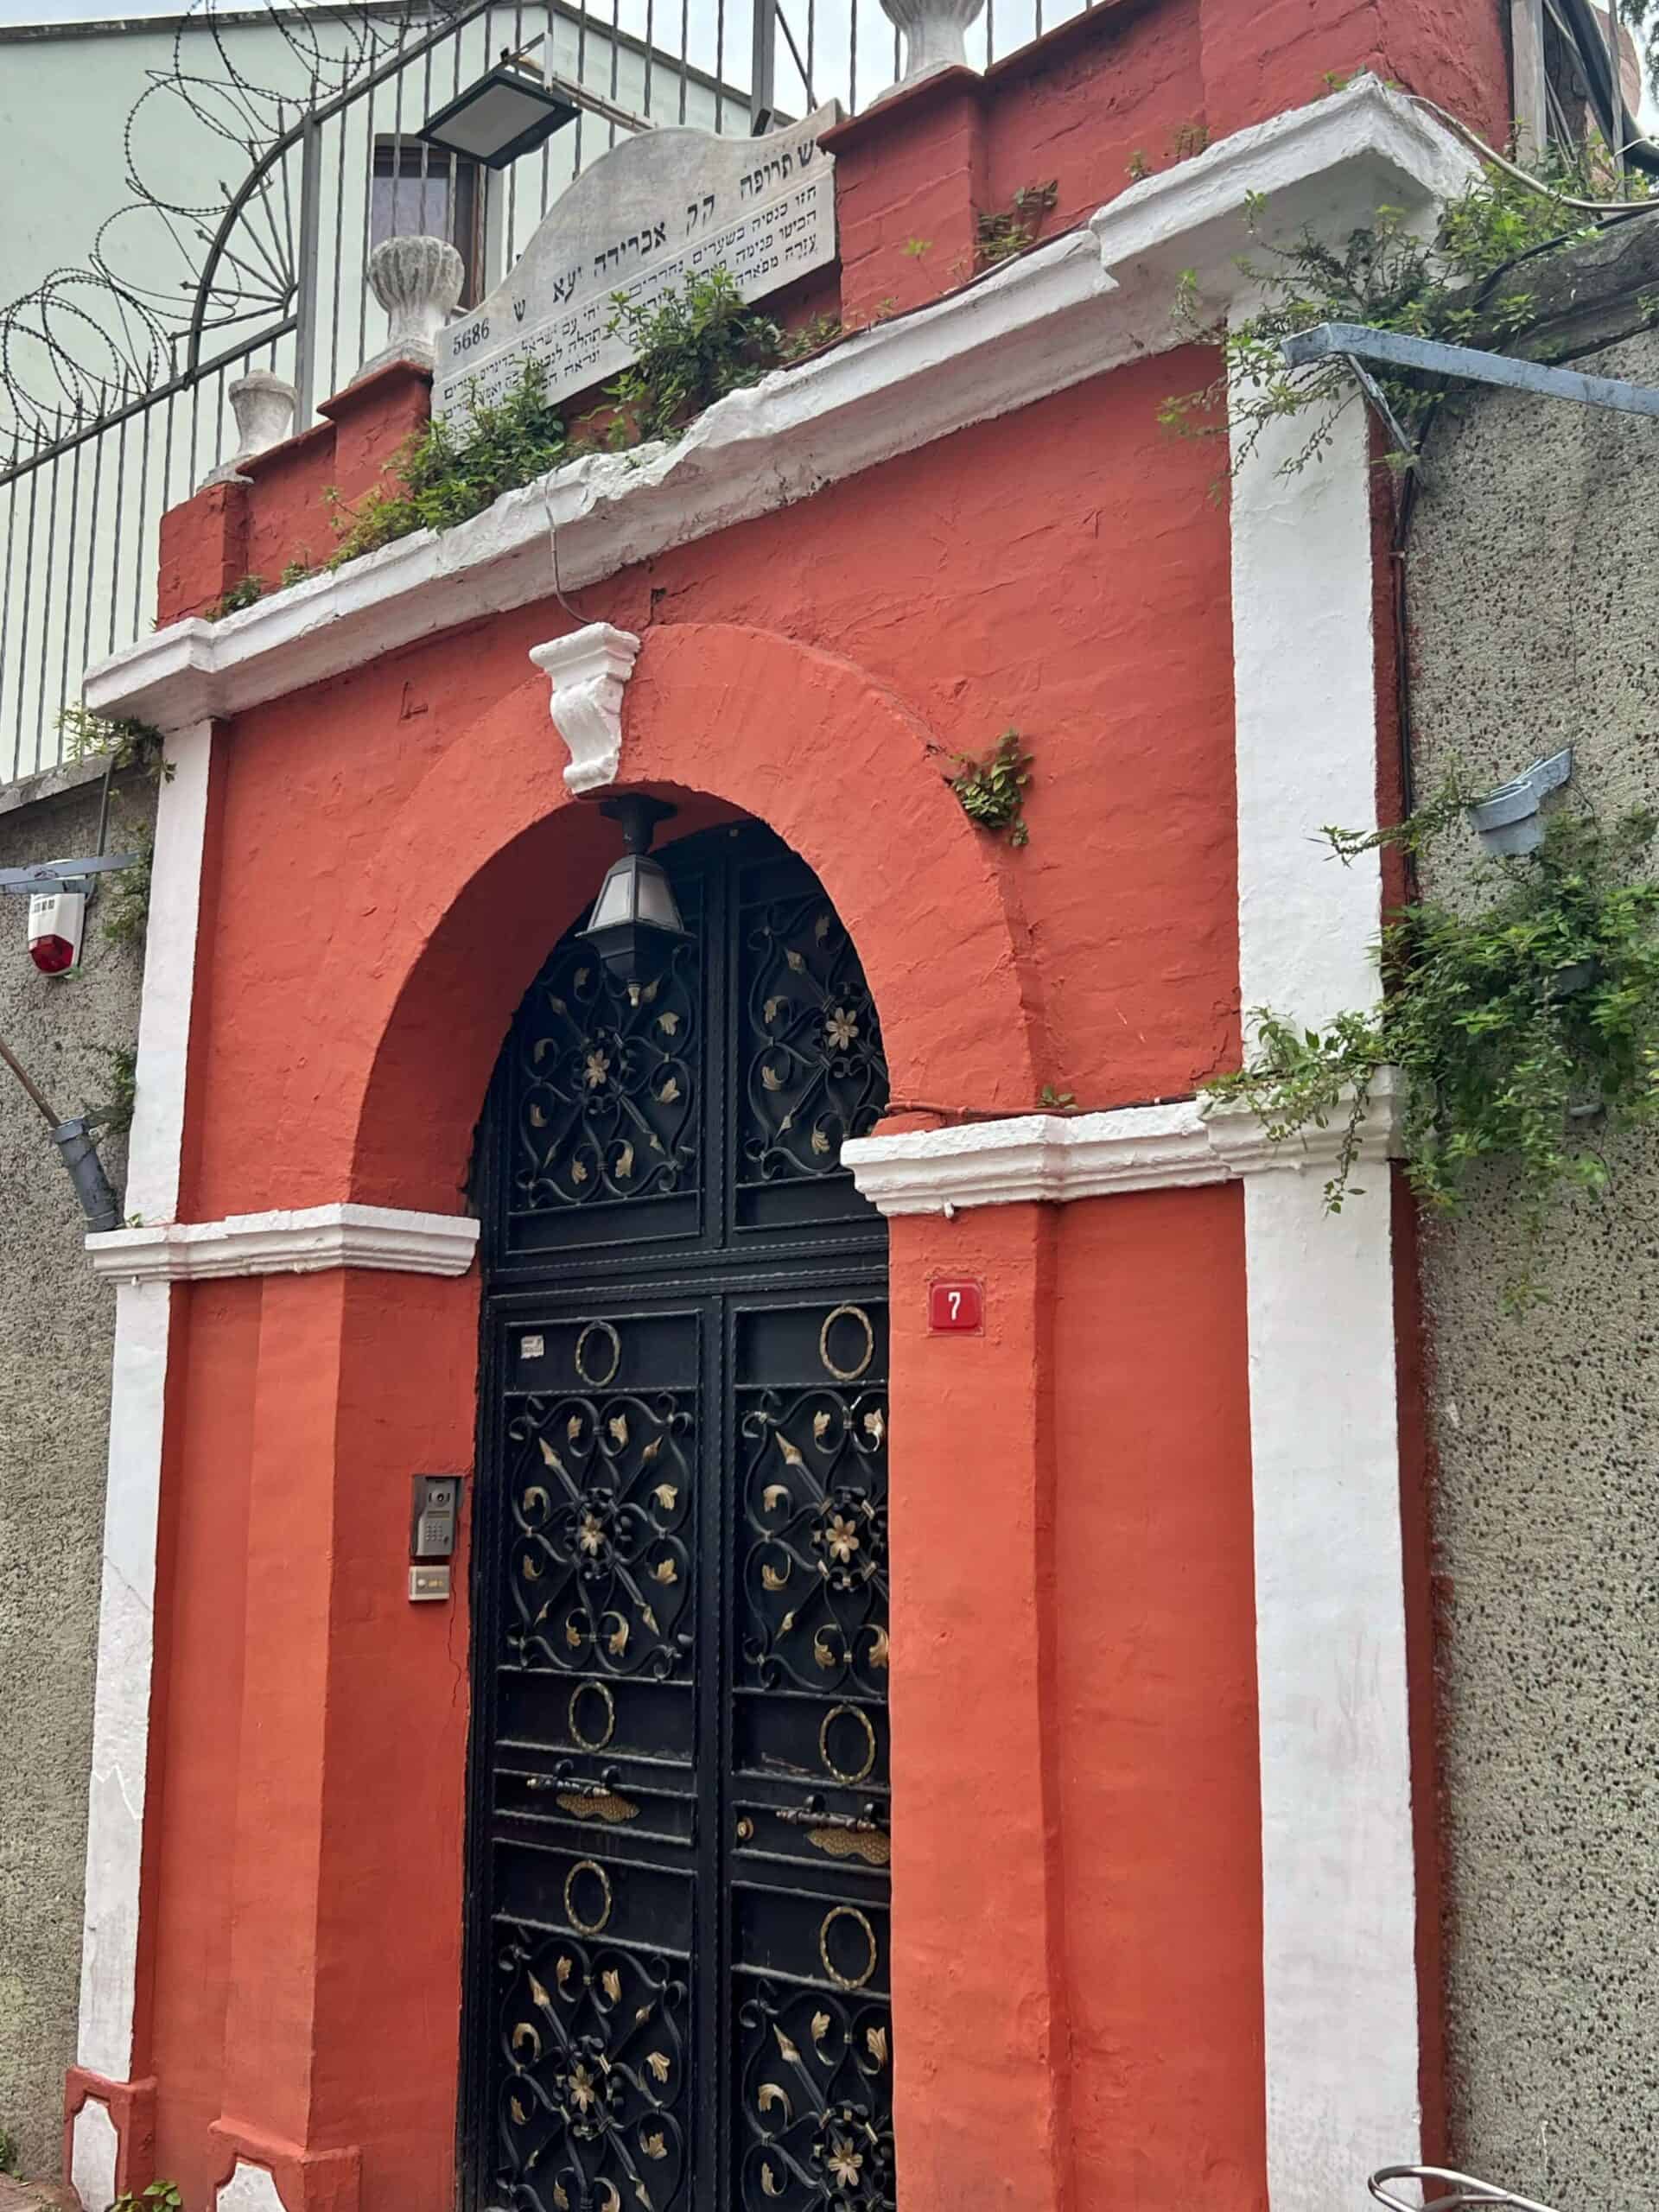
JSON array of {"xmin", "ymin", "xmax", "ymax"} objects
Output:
[
  {"xmin": 841, "ymin": 1078, "xmax": 1402, "ymax": 1214},
  {"xmin": 81, "ymin": 77, "xmax": 1471, "ymax": 735},
  {"xmin": 86, "ymin": 1202, "xmax": 481, "ymax": 1282}
]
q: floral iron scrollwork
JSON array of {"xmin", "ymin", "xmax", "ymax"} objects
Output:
[
  {"xmin": 508, "ymin": 1389, "xmax": 695, "ymax": 1679},
  {"xmin": 738, "ymin": 1982, "xmax": 895, "ymax": 2212},
  {"xmin": 740, "ymin": 897, "xmax": 887, "ymax": 1185},
  {"xmin": 739, "ymin": 1381, "xmax": 890, "ymax": 1699},
  {"xmin": 514, "ymin": 931, "xmax": 701, "ymax": 1212},
  {"xmin": 497, "ymin": 1926, "xmax": 690, "ymax": 2212}
]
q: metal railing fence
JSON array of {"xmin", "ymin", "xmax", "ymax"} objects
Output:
[{"xmin": 0, "ymin": 0, "xmax": 1096, "ymax": 783}]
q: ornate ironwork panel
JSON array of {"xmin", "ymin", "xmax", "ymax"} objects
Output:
[{"xmin": 469, "ymin": 826, "xmax": 893, "ymax": 2212}]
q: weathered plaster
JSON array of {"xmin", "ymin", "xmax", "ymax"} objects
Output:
[
  {"xmin": 213, "ymin": 2162, "xmax": 286, "ymax": 2212},
  {"xmin": 0, "ymin": 773, "xmax": 149, "ymax": 2173},
  {"xmin": 1408, "ymin": 232, "xmax": 1659, "ymax": 2200}
]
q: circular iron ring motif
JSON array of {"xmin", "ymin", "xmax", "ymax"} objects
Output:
[
  {"xmin": 818, "ymin": 1304, "xmax": 874, "ymax": 1383},
  {"xmin": 818, "ymin": 1905, "xmax": 879, "ymax": 1992},
  {"xmin": 574, "ymin": 1319, "xmax": 622, "ymax": 1389},
  {"xmin": 818, "ymin": 1703, "xmax": 877, "ymax": 1785},
  {"xmin": 569, "ymin": 1681, "xmax": 617, "ymax": 1750},
  {"xmin": 563, "ymin": 1859, "xmax": 614, "ymax": 1936}
]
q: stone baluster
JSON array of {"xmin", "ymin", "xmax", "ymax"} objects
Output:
[
  {"xmin": 876, "ymin": 0, "xmax": 987, "ymax": 91},
  {"xmin": 359, "ymin": 235, "xmax": 465, "ymax": 379},
  {"xmin": 198, "ymin": 372, "xmax": 298, "ymax": 488}
]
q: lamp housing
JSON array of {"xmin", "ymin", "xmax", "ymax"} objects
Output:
[
  {"xmin": 420, "ymin": 55, "xmax": 580, "ymax": 169},
  {"xmin": 578, "ymin": 796, "xmax": 689, "ymax": 985}
]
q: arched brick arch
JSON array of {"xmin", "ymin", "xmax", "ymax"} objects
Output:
[{"xmin": 333, "ymin": 620, "xmax": 1042, "ymax": 1211}]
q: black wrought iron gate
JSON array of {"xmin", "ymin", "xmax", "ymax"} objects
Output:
[{"xmin": 465, "ymin": 823, "xmax": 895, "ymax": 2212}]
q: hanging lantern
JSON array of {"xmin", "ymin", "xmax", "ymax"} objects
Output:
[{"xmin": 578, "ymin": 795, "xmax": 690, "ymax": 984}]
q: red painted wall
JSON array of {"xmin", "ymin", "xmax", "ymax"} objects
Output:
[{"xmin": 120, "ymin": 3, "xmax": 1511, "ymax": 2206}]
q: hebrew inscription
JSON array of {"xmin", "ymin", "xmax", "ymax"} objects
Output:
[{"xmin": 434, "ymin": 106, "xmax": 838, "ymax": 429}]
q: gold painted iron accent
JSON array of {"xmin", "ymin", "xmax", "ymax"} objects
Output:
[
  {"xmin": 563, "ymin": 1858, "xmax": 614, "ymax": 1935},
  {"xmin": 805, "ymin": 1825, "xmax": 891, "ymax": 1867},
  {"xmin": 735, "ymin": 1816, "xmax": 755, "ymax": 1841},
  {"xmin": 574, "ymin": 1319, "xmax": 622, "ymax": 1389},
  {"xmin": 818, "ymin": 1703, "xmax": 878, "ymax": 1785},
  {"xmin": 555, "ymin": 1787, "xmax": 639, "ymax": 1824},
  {"xmin": 818, "ymin": 1303, "xmax": 875, "ymax": 1382},
  {"xmin": 818, "ymin": 1904, "xmax": 879, "ymax": 1992},
  {"xmin": 569, "ymin": 1680, "xmax": 618, "ymax": 1751}
]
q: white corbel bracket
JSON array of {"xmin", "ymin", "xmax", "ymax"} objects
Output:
[{"xmin": 530, "ymin": 624, "xmax": 642, "ymax": 794}]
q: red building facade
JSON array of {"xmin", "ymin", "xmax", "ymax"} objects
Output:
[{"xmin": 64, "ymin": 10, "xmax": 1514, "ymax": 2212}]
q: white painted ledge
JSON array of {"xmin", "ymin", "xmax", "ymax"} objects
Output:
[
  {"xmin": 86, "ymin": 1203, "xmax": 481, "ymax": 1282},
  {"xmin": 81, "ymin": 78, "xmax": 1471, "ymax": 736},
  {"xmin": 842, "ymin": 1077, "xmax": 1401, "ymax": 1214}
]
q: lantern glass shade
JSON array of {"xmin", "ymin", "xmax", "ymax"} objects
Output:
[
  {"xmin": 420, "ymin": 67, "xmax": 580, "ymax": 169},
  {"xmin": 580, "ymin": 852, "xmax": 688, "ymax": 981}
]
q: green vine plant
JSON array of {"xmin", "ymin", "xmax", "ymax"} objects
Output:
[
  {"xmin": 59, "ymin": 707, "xmax": 169, "ymax": 780},
  {"xmin": 976, "ymin": 181, "xmax": 1059, "ymax": 268},
  {"xmin": 325, "ymin": 270, "xmax": 834, "ymax": 568},
  {"xmin": 204, "ymin": 573, "xmax": 265, "ymax": 620},
  {"xmin": 1161, "ymin": 151, "xmax": 1627, "ymax": 480},
  {"xmin": 92, "ymin": 1043, "xmax": 138, "ymax": 1137},
  {"xmin": 109, "ymin": 2183, "xmax": 185, "ymax": 2212},
  {"xmin": 0, "ymin": 2129, "xmax": 18, "ymax": 2178},
  {"xmin": 1205, "ymin": 796, "xmax": 1659, "ymax": 1312},
  {"xmin": 944, "ymin": 729, "xmax": 1034, "ymax": 847}
]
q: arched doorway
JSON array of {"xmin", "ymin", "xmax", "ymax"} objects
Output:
[{"xmin": 462, "ymin": 817, "xmax": 896, "ymax": 2212}]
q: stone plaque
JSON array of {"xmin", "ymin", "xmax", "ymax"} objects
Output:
[{"xmin": 434, "ymin": 105, "xmax": 838, "ymax": 427}]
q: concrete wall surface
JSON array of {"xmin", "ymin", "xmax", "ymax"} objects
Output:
[
  {"xmin": 1408, "ymin": 221, "xmax": 1659, "ymax": 2204},
  {"xmin": 0, "ymin": 761, "xmax": 151, "ymax": 2177}
]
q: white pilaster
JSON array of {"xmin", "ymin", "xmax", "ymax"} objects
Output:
[
  {"xmin": 76, "ymin": 719, "xmax": 213, "ymax": 2084},
  {"xmin": 1230, "ymin": 357, "xmax": 1420, "ymax": 2198}
]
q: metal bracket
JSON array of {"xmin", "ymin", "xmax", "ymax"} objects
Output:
[
  {"xmin": 0, "ymin": 853, "xmax": 138, "ymax": 896},
  {"xmin": 1467, "ymin": 746, "xmax": 1573, "ymax": 857},
  {"xmin": 1281, "ymin": 321, "xmax": 1659, "ymax": 425}
]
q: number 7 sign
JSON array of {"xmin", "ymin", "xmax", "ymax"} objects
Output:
[{"xmin": 927, "ymin": 1279, "xmax": 984, "ymax": 1333}]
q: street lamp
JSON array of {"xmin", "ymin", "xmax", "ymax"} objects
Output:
[
  {"xmin": 578, "ymin": 795, "xmax": 690, "ymax": 986},
  {"xmin": 420, "ymin": 47, "xmax": 582, "ymax": 170}
]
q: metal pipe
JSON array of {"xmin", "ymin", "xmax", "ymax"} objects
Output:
[
  {"xmin": 1281, "ymin": 321, "xmax": 1659, "ymax": 423},
  {"xmin": 0, "ymin": 1032, "xmax": 124, "ymax": 1234}
]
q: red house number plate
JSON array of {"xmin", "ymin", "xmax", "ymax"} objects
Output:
[{"xmin": 928, "ymin": 1280, "xmax": 983, "ymax": 1333}]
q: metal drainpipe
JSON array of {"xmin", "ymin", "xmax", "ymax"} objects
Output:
[{"xmin": 0, "ymin": 1029, "xmax": 123, "ymax": 1234}]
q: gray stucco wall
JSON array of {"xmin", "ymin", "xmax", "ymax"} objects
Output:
[
  {"xmin": 1408, "ymin": 224, "xmax": 1659, "ymax": 2204},
  {"xmin": 0, "ymin": 762, "xmax": 150, "ymax": 2176}
]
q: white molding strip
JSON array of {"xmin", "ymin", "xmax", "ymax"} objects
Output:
[
  {"xmin": 81, "ymin": 78, "xmax": 1472, "ymax": 736},
  {"xmin": 77, "ymin": 718, "xmax": 214, "ymax": 2088},
  {"xmin": 1229, "ymin": 342, "xmax": 1421, "ymax": 2198},
  {"xmin": 842, "ymin": 1083, "xmax": 1399, "ymax": 1214},
  {"xmin": 86, "ymin": 1203, "xmax": 481, "ymax": 1283},
  {"xmin": 126, "ymin": 720, "xmax": 213, "ymax": 1224},
  {"xmin": 76, "ymin": 1281, "xmax": 169, "ymax": 2082}
]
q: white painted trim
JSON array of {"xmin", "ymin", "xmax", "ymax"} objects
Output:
[
  {"xmin": 1229, "ymin": 336, "xmax": 1421, "ymax": 2201},
  {"xmin": 86, "ymin": 1203, "xmax": 481, "ymax": 1282},
  {"xmin": 842, "ymin": 1080, "xmax": 1400, "ymax": 1214},
  {"xmin": 214, "ymin": 2160, "xmax": 287, "ymax": 2212},
  {"xmin": 529, "ymin": 622, "xmax": 642, "ymax": 794},
  {"xmin": 70, "ymin": 2096, "xmax": 118, "ymax": 2212},
  {"xmin": 76, "ymin": 1281, "xmax": 169, "ymax": 2081},
  {"xmin": 76, "ymin": 719, "xmax": 216, "ymax": 2088},
  {"xmin": 81, "ymin": 78, "xmax": 1473, "ymax": 736},
  {"xmin": 124, "ymin": 720, "xmax": 212, "ymax": 1225}
]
